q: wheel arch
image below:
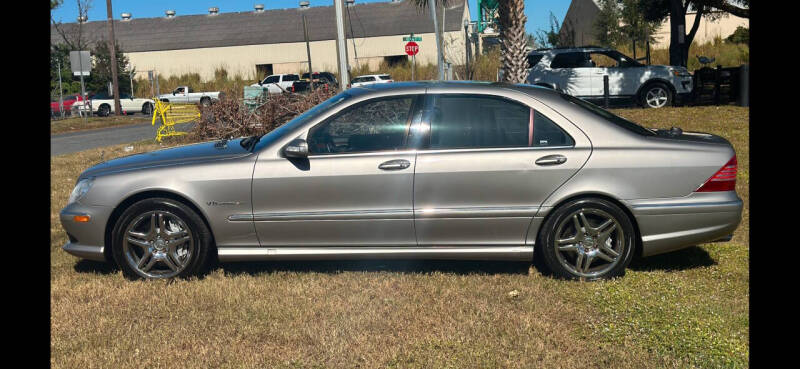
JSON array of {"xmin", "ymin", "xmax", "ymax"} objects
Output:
[
  {"xmin": 535, "ymin": 192, "xmax": 643, "ymax": 259},
  {"xmin": 636, "ymin": 78, "xmax": 676, "ymax": 101},
  {"xmin": 103, "ymin": 189, "xmax": 217, "ymax": 262}
]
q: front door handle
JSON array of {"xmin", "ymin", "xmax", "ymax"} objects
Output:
[
  {"xmin": 535, "ymin": 154, "xmax": 567, "ymax": 166},
  {"xmin": 378, "ymin": 159, "xmax": 411, "ymax": 170}
]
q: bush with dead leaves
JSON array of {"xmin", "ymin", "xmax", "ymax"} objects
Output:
[{"xmin": 192, "ymin": 88, "xmax": 337, "ymax": 141}]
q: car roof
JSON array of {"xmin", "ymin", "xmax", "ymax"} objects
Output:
[
  {"xmin": 529, "ymin": 46, "xmax": 612, "ymax": 55},
  {"xmin": 353, "ymin": 80, "xmax": 562, "ymax": 100}
]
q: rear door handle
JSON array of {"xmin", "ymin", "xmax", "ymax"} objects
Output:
[
  {"xmin": 535, "ymin": 154, "xmax": 567, "ymax": 166},
  {"xmin": 378, "ymin": 159, "xmax": 411, "ymax": 170}
]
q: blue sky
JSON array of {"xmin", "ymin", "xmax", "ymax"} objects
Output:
[{"xmin": 51, "ymin": 0, "xmax": 571, "ymax": 35}]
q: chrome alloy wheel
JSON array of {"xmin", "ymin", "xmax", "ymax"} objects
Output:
[
  {"xmin": 645, "ymin": 87, "xmax": 669, "ymax": 108},
  {"xmin": 553, "ymin": 208, "xmax": 624, "ymax": 278},
  {"xmin": 122, "ymin": 211, "xmax": 194, "ymax": 279}
]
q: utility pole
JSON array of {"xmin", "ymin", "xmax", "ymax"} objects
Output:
[
  {"xmin": 429, "ymin": 0, "xmax": 444, "ymax": 80},
  {"xmin": 106, "ymin": 0, "xmax": 122, "ymax": 115},
  {"xmin": 303, "ymin": 14, "xmax": 313, "ymax": 90},
  {"xmin": 334, "ymin": 0, "xmax": 350, "ymax": 90},
  {"xmin": 58, "ymin": 61, "xmax": 64, "ymax": 118}
]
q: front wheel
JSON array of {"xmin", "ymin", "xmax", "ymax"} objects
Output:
[
  {"xmin": 640, "ymin": 83, "xmax": 673, "ymax": 108},
  {"xmin": 537, "ymin": 198, "xmax": 636, "ymax": 280},
  {"xmin": 142, "ymin": 102, "xmax": 153, "ymax": 115},
  {"xmin": 111, "ymin": 198, "xmax": 213, "ymax": 280}
]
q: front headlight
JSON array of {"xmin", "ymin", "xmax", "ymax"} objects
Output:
[{"xmin": 68, "ymin": 178, "xmax": 94, "ymax": 204}]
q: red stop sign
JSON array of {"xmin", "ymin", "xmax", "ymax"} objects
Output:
[{"xmin": 405, "ymin": 41, "xmax": 419, "ymax": 56}]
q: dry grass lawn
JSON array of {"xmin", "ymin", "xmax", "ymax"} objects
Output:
[
  {"xmin": 51, "ymin": 114, "xmax": 152, "ymax": 135},
  {"xmin": 51, "ymin": 106, "xmax": 749, "ymax": 368}
]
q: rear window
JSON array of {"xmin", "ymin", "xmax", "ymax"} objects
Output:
[
  {"xmin": 560, "ymin": 93, "xmax": 655, "ymax": 136},
  {"xmin": 527, "ymin": 54, "xmax": 544, "ymax": 68},
  {"xmin": 378, "ymin": 75, "xmax": 392, "ymax": 80},
  {"xmin": 284, "ymin": 75, "xmax": 299, "ymax": 82}
]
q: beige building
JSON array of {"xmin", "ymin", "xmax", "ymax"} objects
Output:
[
  {"xmin": 559, "ymin": 0, "xmax": 748, "ymax": 49},
  {"xmin": 51, "ymin": 0, "xmax": 470, "ymax": 81}
]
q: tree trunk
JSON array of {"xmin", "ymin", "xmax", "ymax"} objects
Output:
[
  {"xmin": 668, "ymin": 0, "xmax": 685, "ymax": 66},
  {"xmin": 498, "ymin": 0, "xmax": 528, "ymax": 83}
]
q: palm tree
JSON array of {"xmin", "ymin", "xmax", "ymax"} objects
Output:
[
  {"xmin": 409, "ymin": 0, "xmax": 528, "ymax": 83},
  {"xmin": 497, "ymin": 0, "xmax": 528, "ymax": 83}
]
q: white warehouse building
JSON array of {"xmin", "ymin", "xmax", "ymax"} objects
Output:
[{"xmin": 50, "ymin": 0, "xmax": 471, "ymax": 81}]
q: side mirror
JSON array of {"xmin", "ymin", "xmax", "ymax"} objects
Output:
[
  {"xmin": 283, "ymin": 138, "xmax": 308, "ymax": 158},
  {"xmin": 172, "ymin": 92, "xmax": 176, "ymax": 96}
]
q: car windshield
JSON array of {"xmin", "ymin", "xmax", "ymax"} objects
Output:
[
  {"xmin": 251, "ymin": 91, "xmax": 353, "ymax": 152},
  {"xmin": 560, "ymin": 93, "xmax": 655, "ymax": 136}
]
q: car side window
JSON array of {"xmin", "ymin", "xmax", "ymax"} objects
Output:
[
  {"xmin": 550, "ymin": 52, "xmax": 593, "ymax": 68},
  {"xmin": 307, "ymin": 96, "xmax": 415, "ymax": 155},
  {"xmin": 264, "ymin": 76, "xmax": 279, "ymax": 84},
  {"xmin": 532, "ymin": 111, "xmax": 574, "ymax": 147},
  {"xmin": 427, "ymin": 95, "xmax": 573, "ymax": 149},
  {"xmin": 285, "ymin": 75, "xmax": 299, "ymax": 82},
  {"xmin": 527, "ymin": 54, "xmax": 544, "ymax": 68}
]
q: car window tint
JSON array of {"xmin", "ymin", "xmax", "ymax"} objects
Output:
[
  {"xmin": 378, "ymin": 75, "xmax": 392, "ymax": 80},
  {"xmin": 265, "ymin": 76, "xmax": 279, "ymax": 83},
  {"xmin": 429, "ymin": 95, "xmax": 530, "ymax": 149},
  {"xmin": 307, "ymin": 96, "xmax": 414, "ymax": 154},
  {"xmin": 532, "ymin": 111, "xmax": 574, "ymax": 147},
  {"xmin": 352, "ymin": 77, "xmax": 365, "ymax": 83},
  {"xmin": 285, "ymin": 75, "xmax": 299, "ymax": 81},
  {"xmin": 551, "ymin": 52, "xmax": 591, "ymax": 68},
  {"xmin": 527, "ymin": 54, "xmax": 544, "ymax": 68},
  {"xmin": 366, "ymin": 77, "xmax": 376, "ymax": 82}
]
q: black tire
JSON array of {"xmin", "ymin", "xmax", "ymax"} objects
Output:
[
  {"xmin": 111, "ymin": 198, "xmax": 213, "ymax": 280},
  {"xmin": 639, "ymin": 82, "xmax": 673, "ymax": 108},
  {"xmin": 537, "ymin": 198, "xmax": 636, "ymax": 281},
  {"xmin": 200, "ymin": 97, "xmax": 211, "ymax": 107},
  {"xmin": 141, "ymin": 102, "xmax": 153, "ymax": 115},
  {"xmin": 98, "ymin": 104, "xmax": 111, "ymax": 117}
]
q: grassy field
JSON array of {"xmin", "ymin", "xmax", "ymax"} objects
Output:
[
  {"xmin": 51, "ymin": 115, "xmax": 152, "ymax": 135},
  {"xmin": 51, "ymin": 106, "xmax": 749, "ymax": 368}
]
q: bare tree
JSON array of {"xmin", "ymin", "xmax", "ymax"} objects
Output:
[{"xmin": 52, "ymin": 0, "xmax": 93, "ymax": 51}]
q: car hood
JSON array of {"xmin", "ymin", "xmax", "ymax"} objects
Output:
[{"xmin": 80, "ymin": 140, "xmax": 252, "ymax": 179}]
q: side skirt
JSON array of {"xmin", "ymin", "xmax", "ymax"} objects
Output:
[{"xmin": 217, "ymin": 246, "xmax": 534, "ymax": 262}]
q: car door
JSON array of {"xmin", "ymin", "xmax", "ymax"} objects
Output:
[
  {"xmin": 588, "ymin": 51, "xmax": 640, "ymax": 97},
  {"xmin": 549, "ymin": 52, "xmax": 594, "ymax": 97},
  {"xmin": 412, "ymin": 91, "xmax": 591, "ymax": 247},
  {"xmin": 250, "ymin": 94, "xmax": 423, "ymax": 247}
]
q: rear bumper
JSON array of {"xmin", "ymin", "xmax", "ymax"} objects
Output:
[{"xmin": 625, "ymin": 192, "xmax": 743, "ymax": 257}]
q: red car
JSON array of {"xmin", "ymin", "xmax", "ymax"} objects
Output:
[{"xmin": 51, "ymin": 94, "xmax": 85, "ymax": 115}]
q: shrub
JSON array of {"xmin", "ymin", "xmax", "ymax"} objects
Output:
[{"xmin": 192, "ymin": 88, "xmax": 336, "ymax": 141}]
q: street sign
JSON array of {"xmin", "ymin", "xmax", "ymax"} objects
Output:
[
  {"xmin": 405, "ymin": 41, "xmax": 419, "ymax": 56},
  {"xmin": 69, "ymin": 51, "xmax": 91, "ymax": 76},
  {"xmin": 403, "ymin": 36, "xmax": 422, "ymax": 41}
]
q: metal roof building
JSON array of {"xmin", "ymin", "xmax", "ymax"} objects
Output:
[{"xmin": 51, "ymin": 0, "xmax": 471, "ymax": 80}]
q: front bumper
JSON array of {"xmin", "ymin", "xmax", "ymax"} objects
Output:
[
  {"xmin": 625, "ymin": 192, "xmax": 743, "ymax": 257},
  {"xmin": 60, "ymin": 202, "xmax": 113, "ymax": 262}
]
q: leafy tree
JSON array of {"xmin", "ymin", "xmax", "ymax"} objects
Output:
[
  {"xmin": 51, "ymin": 0, "xmax": 63, "ymax": 10},
  {"xmin": 595, "ymin": 0, "xmax": 623, "ymax": 47},
  {"xmin": 639, "ymin": 0, "xmax": 749, "ymax": 66},
  {"xmin": 86, "ymin": 40, "xmax": 135, "ymax": 96},
  {"xmin": 535, "ymin": 12, "xmax": 570, "ymax": 48},
  {"xmin": 726, "ymin": 26, "xmax": 749, "ymax": 44}
]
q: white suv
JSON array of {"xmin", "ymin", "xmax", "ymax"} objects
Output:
[
  {"xmin": 526, "ymin": 46, "xmax": 693, "ymax": 108},
  {"xmin": 350, "ymin": 74, "xmax": 394, "ymax": 88}
]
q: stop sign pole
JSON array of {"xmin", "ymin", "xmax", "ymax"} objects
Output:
[{"xmin": 404, "ymin": 34, "xmax": 421, "ymax": 81}]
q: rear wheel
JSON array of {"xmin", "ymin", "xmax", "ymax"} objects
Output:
[
  {"xmin": 200, "ymin": 97, "xmax": 211, "ymax": 107},
  {"xmin": 640, "ymin": 83, "xmax": 672, "ymax": 108},
  {"xmin": 537, "ymin": 198, "xmax": 635, "ymax": 280},
  {"xmin": 98, "ymin": 104, "xmax": 111, "ymax": 117},
  {"xmin": 111, "ymin": 198, "xmax": 213, "ymax": 280}
]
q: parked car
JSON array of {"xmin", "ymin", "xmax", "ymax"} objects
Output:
[
  {"xmin": 60, "ymin": 82, "xmax": 741, "ymax": 280},
  {"xmin": 51, "ymin": 93, "xmax": 86, "ymax": 116},
  {"xmin": 77, "ymin": 92, "xmax": 155, "ymax": 117},
  {"xmin": 251, "ymin": 74, "xmax": 301, "ymax": 94},
  {"xmin": 301, "ymin": 72, "xmax": 338, "ymax": 88},
  {"xmin": 156, "ymin": 86, "xmax": 222, "ymax": 106},
  {"xmin": 289, "ymin": 80, "xmax": 333, "ymax": 94},
  {"xmin": 526, "ymin": 46, "xmax": 693, "ymax": 108},
  {"xmin": 350, "ymin": 74, "xmax": 393, "ymax": 88}
]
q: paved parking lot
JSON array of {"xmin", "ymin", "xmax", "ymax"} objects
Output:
[{"xmin": 50, "ymin": 122, "xmax": 195, "ymax": 156}]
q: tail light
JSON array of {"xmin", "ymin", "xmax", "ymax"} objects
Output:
[
  {"xmin": 695, "ymin": 156, "xmax": 737, "ymax": 192},
  {"xmin": 291, "ymin": 85, "xmax": 295, "ymax": 93}
]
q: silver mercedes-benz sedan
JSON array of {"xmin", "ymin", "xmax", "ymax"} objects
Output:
[{"xmin": 60, "ymin": 81, "xmax": 742, "ymax": 280}]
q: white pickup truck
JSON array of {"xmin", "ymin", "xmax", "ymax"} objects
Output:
[
  {"xmin": 156, "ymin": 86, "xmax": 222, "ymax": 106},
  {"xmin": 250, "ymin": 74, "xmax": 301, "ymax": 94}
]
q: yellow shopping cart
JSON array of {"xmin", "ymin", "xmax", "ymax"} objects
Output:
[{"xmin": 151, "ymin": 99, "xmax": 201, "ymax": 142}]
